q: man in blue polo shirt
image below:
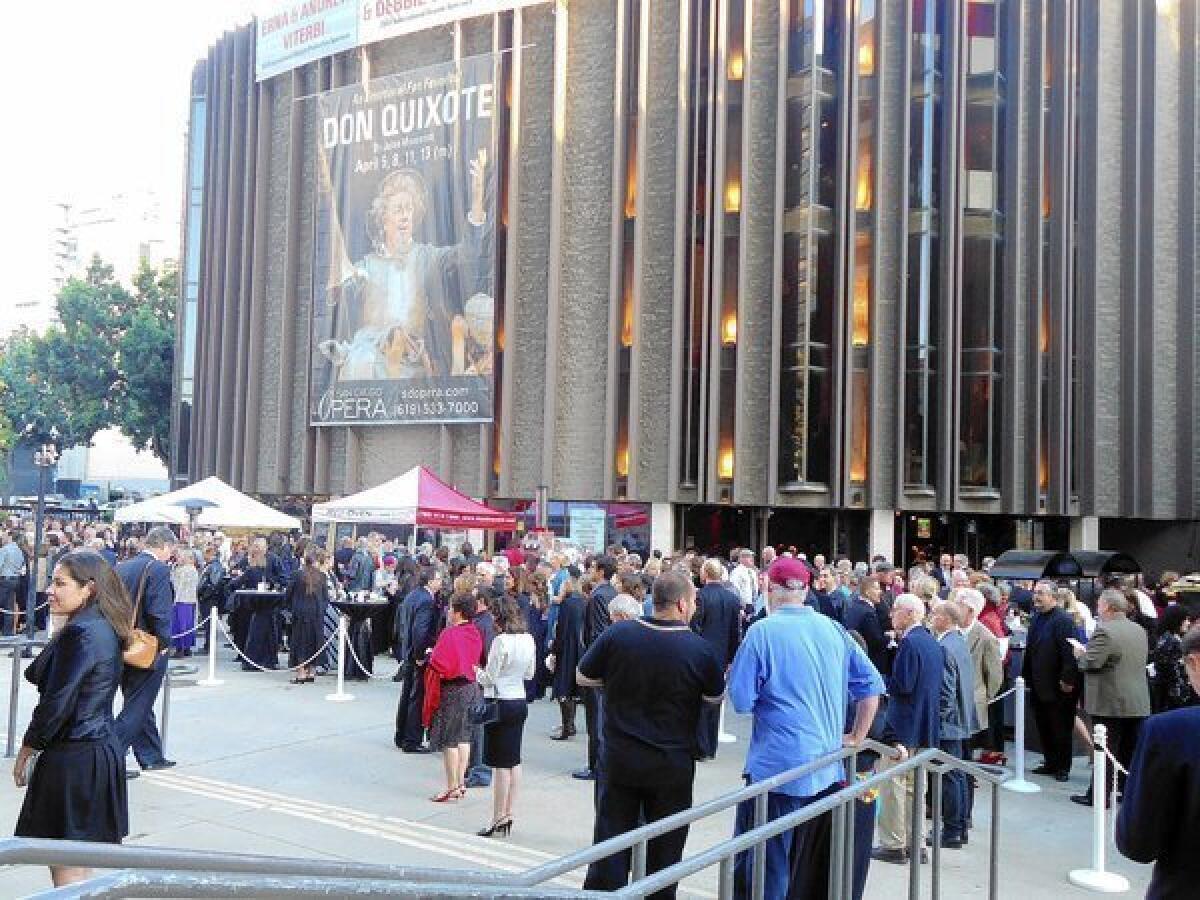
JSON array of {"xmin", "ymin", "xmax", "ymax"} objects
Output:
[{"xmin": 728, "ymin": 556, "xmax": 884, "ymax": 900}]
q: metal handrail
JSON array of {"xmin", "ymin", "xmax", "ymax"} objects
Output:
[
  {"xmin": 616, "ymin": 747, "xmax": 1007, "ymax": 900},
  {"xmin": 612, "ymin": 748, "xmax": 941, "ymax": 898},
  {"xmin": 0, "ymin": 838, "xmax": 512, "ymax": 887},
  {"xmin": 31, "ymin": 870, "xmax": 606, "ymax": 899},
  {"xmin": 512, "ymin": 737, "xmax": 899, "ymax": 887}
]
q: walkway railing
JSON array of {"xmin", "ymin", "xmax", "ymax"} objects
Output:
[{"xmin": 6, "ymin": 738, "xmax": 1009, "ymax": 900}]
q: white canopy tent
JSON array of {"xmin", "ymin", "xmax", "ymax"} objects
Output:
[{"xmin": 113, "ymin": 476, "xmax": 302, "ymax": 531}]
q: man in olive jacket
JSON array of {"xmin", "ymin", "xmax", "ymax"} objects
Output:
[{"xmin": 1070, "ymin": 588, "xmax": 1151, "ymax": 807}]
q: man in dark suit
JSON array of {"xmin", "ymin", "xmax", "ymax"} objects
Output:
[
  {"xmin": 873, "ymin": 593, "xmax": 943, "ymax": 864},
  {"xmin": 575, "ymin": 555, "xmax": 617, "ymax": 781},
  {"xmin": 690, "ymin": 558, "xmax": 742, "ymax": 759},
  {"xmin": 465, "ymin": 587, "xmax": 498, "ymax": 787},
  {"xmin": 115, "ymin": 526, "xmax": 178, "ymax": 777},
  {"xmin": 1071, "ymin": 588, "xmax": 1151, "ymax": 807},
  {"xmin": 843, "ymin": 575, "xmax": 890, "ymax": 676},
  {"xmin": 394, "ymin": 570, "xmax": 441, "ymax": 751},
  {"xmin": 1021, "ymin": 581, "xmax": 1080, "ymax": 781},
  {"xmin": 1116, "ymin": 624, "xmax": 1200, "ymax": 898}
]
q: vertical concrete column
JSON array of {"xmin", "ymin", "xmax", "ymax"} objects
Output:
[
  {"xmin": 651, "ymin": 503, "xmax": 675, "ymax": 556},
  {"xmin": 869, "ymin": 508, "xmax": 896, "ymax": 562},
  {"xmin": 1069, "ymin": 515, "xmax": 1099, "ymax": 551}
]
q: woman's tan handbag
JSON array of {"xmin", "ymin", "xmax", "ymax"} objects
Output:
[{"xmin": 123, "ymin": 565, "xmax": 159, "ymax": 669}]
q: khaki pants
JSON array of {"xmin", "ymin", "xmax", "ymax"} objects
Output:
[{"xmin": 876, "ymin": 752, "xmax": 914, "ymax": 851}]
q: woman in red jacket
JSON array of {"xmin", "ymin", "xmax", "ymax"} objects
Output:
[{"xmin": 423, "ymin": 593, "xmax": 483, "ymax": 802}]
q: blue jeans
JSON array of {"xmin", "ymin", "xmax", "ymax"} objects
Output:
[
  {"xmin": 733, "ymin": 782, "xmax": 840, "ymax": 900},
  {"xmin": 939, "ymin": 738, "xmax": 967, "ymax": 840}
]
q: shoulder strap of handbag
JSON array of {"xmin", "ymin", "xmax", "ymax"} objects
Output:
[{"xmin": 131, "ymin": 562, "xmax": 151, "ymax": 629}]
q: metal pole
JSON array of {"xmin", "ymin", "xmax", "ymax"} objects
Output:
[
  {"xmin": 159, "ymin": 665, "xmax": 172, "ymax": 759},
  {"xmin": 908, "ymin": 763, "xmax": 924, "ymax": 900},
  {"xmin": 988, "ymin": 783, "xmax": 1000, "ymax": 900},
  {"xmin": 6, "ymin": 647, "xmax": 20, "ymax": 758},
  {"xmin": 1067, "ymin": 723, "xmax": 1130, "ymax": 891},
  {"xmin": 26, "ymin": 462, "xmax": 46, "ymax": 640},
  {"xmin": 842, "ymin": 775, "xmax": 856, "ymax": 900},
  {"xmin": 828, "ymin": 804, "xmax": 845, "ymax": 900},
  {"xmin": 931, "ymin": 769, "xmax": 942, "ymax": 900},
  {"xmin": 751, "ymin": 792, "xmax": 768, "ymax": 900},
  {"xmin": 718, "ymin": 854, "xmax": 735, "ymax": 900},
  {"xmin": 631, "ymin": 840, "xmax": 647, "ymax": 884}
]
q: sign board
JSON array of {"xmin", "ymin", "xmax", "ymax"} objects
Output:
[
  {"xmin": 568, "ymin": 506, "xmax": 607, "ymax": 555},
  {"xmin": 255, "ymin": 1, "xmax": 551, "ymax": 82},
  {"xmin": 255, "ymin": 0, "xmax": 359, "ymax": 82},
  {"xmin": 308, "ymin": 55, "xmax": 498, "ymax": 426}
]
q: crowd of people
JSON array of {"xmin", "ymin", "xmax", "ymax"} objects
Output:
[{"xmin": 5, "ymin": 512, "xmax": 1200, "ymax": 896}]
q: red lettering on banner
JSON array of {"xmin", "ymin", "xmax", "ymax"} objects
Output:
[
  {"xmin": 282, "ymin": 20, "xmax": 327, "ymax": 49},
  {"xmin": 375, "ymin": 0, "xmax": 428, "ymax": 17},
  {"xmin": 260, "ymin": 12, "xmax": 291, "ymax": 35}
]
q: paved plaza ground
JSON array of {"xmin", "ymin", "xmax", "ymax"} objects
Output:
[{"xmin": 0, "ymin": 649, "xmax": 1153, "ymax": 898}]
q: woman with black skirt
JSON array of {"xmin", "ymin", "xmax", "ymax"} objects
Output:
[
  {"xmin": 12, "ymin": 550, "xmax": 132, "ymax": 888},
  {"xmin": 475, "ymin": 595, "xmax": 536, "ymax": 837},
  {"xmin": 284, "ymin": 548, "xmax": 329, "ymax": 683}
]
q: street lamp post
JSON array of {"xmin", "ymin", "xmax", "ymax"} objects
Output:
[{"xmin": 27, "ymin": 431, "xmax": 60, "ymax": 641}]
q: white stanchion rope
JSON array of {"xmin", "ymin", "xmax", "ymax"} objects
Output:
[
  {"xmin": 341, "ymin": 630, "xmax": 401, "ymax": 680},
  {"xmin": 168, "ymin": 611, "xmax": 212, "ymax": 641},
  {"xmin": 216, "ymin": 617, "xmax": 337, "ymax": 675},
  {"xmin": 987, "ymin": 683, "xmax": 1021, "ymax": 705}
]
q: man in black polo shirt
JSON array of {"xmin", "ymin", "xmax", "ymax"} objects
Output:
[{"xmin": 578, "ymin": 571, "xmax": 725, "ymax": 898}]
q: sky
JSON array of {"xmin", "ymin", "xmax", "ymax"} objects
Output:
[{"xmin": 2, "ymin": 1, "xmax": 260, "ymax": 304}]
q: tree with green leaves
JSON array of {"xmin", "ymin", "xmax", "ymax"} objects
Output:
[{"xmin": 0, "ymin": 255, "xmax": 177, "ymax": 465}]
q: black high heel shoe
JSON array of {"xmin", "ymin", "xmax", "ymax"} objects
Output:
[{"xmin": 476, "ymin": 817, "xmax": 513, "ymax": 838}]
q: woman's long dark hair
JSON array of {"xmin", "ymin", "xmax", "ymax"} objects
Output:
[
  {"xmin": 56, "ymin": 550, "xmax": 134, "ymax": 649},
  {"xmin": 496, "ymin": 595, "xmax": 528, "ymax": 635},
  {"xmin": 301, "ymin": 548, "xmax": 324, "ymax": 593}
]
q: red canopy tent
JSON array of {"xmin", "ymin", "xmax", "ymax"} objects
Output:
[{"xmin": 310, "ymin": 466, "xmax": 516, "ymax": 531}]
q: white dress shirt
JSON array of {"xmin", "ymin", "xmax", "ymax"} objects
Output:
[{"xmin": 477, "ymin": 632, "xmax": 536, "ymax": 699}]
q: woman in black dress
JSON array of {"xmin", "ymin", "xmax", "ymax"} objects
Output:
[
  {"xmin": 285, "ymin": 548, "xmax": 328, "ymax": 683},
  {"xmin": 475, "ymin": 595, "xmax": 536, "ymax": 836},
  {"xmin": 13, "ymin": 550, "xmax": 132, "ymax": 888},
  {"xmin": 547, "ymin": 568, "xmax": 587, "ymax": 740}
]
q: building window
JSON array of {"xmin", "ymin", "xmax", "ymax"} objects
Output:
[
  {"xmin": 958, "ymin": 0, "xmax": 1007, "ymax": 491},
  {"xmin": 614, "ymin": 1, "xmax": 640, "ymax": 496},
  {"xmin": 903, "ymin": 0, "xmax": 945, "ymax": 490},
  {"xmin": 778, "ymin": 0, "xmax": 841, "ymax": 489},
  {"xmin": 679, "ymin": 0, "xmax": 715, "ymax": 489}
]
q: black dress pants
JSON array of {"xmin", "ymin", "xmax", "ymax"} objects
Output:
[
  {"xmin": 1092, "ymin": 715, "xmax": 1144, "ymax": 800},
  {"xmin": 394, "ymin": 662, "xmax": 426, "ymax": 749},
  {"xmin": 583, "ymin": 687, "xmax": 600, "ymax": 772},
  {"xmin": 1031, "ymin": 692, "xmax": 1076, "ymax": 774},
  {"xmin": 584, "ymin": 777, "xmax": 693, "ymax": 899}
]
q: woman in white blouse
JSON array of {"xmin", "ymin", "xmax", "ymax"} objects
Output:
[{"xmin": 474, "ymin": 595, "xmax": 536, "ymax": 837}]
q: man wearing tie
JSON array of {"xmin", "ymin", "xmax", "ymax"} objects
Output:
[{"xmin": 115, "ymin": 526, "xmax": 178, "ymax": 777}]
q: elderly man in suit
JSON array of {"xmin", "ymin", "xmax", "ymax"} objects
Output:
[
  {"xmin": 1070, "ymin": 588, "xmax": 1152, "ymax": 807},
  {"xmin": 1022, "ymin": 581, "xmax": 1080, "ymax": 781},
  {"xmin": 872, "ymin": 592, "xmax": 943, "ymax": 864},
  {"xmin": 115, "ymin": 526, "xmax": 178, "ymax": 777},
  {"xmin": 929, "ymin": 601, "xmax": 978, "ymax": 848},
  {"xmin": 1117, "ymin": 625, "xmax": 1200, "ymax": 898},
  {"xmin": 691, "ymin": 558, "xmax": 743, "ymax": 760}
]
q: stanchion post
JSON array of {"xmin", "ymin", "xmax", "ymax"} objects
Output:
[
  {"xmin": 1068, "ymin": 724, "xmax": 1130, "ymax": 893},
  {"xmin": 1002, "ymin": 676, "xmax": 1040, "ymax": 794},
  {"xmin": 717, "ymin": 698, "xmax": 737, "ymax": 744},
  {"xmin": 326, "ymin": 615, "xmax": 354, "ymax": 703},
  {"xmin": 6, "ymin": 646, "xmax": 21, "ymax": 758},
  {"xmin": 198, "ymin": 616, "xmax": 223, "ymax": 687}
]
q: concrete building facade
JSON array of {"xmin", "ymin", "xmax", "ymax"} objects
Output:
[{"xmin": 173, "ymin": 0, "xmax": 1199, "ymax": 570}]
